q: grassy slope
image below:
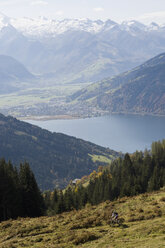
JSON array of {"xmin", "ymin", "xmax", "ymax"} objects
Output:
[{"xmin": 0, "ymin": 188, "xmax": 165, "ymax": 248}]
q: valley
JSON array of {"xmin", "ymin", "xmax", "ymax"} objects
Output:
[
  {"xmin": 0, "ymin": 83, "xmax": 90, "ymax": 118},
  {"xmin": 0, "ymin": 13, "xmax": 165, "ymax": 119},
  {"xmin": 0, "ymin": 52, "xmax": 165, "ymax": 119}
]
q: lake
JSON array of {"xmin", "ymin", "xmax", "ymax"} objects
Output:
[{"xmin": 26, "ymin": 114, "xmax": 165, "ymax": 153}]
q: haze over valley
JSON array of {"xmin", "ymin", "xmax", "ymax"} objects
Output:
[{"xmin": 0, "ymin": 12, "xmax": 165, "ymax": 118}]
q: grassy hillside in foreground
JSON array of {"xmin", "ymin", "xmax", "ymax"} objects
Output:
[{"xmin": 0, "ymin": 188, "xmax": 165, "ymax": 248}]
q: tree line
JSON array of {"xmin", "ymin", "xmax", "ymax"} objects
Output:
[
  {"xmin": 45, "ymin": 140, "xmax": 165, "ymax": 214},
  {"xmin": 0, "ymin": 140, "xmax": 165, "ymax": 221}
]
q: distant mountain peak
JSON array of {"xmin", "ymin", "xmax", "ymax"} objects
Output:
[
  {"xmin": 0, "ymin": 12, "xmax": 11, "ymax": 30},
  {"xmin": 105, "ymin": 19, "xmax": 117, "ymax": 25},
  {"xmin": 0, "ymin": 14, "xmax": 161, "ymax": 38},
  {"xmin": 150, "ymin": 22, "xmax": 159, "ymax": 26},
  {"xmin": 121, "ymin": 20, "xmax": 147, "ymax": 32},
  {"xmin": 122, "ymin": 20, "xmax": 145, "ymax": 26}
]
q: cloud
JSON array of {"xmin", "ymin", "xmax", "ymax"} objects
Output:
[
  {"xmin": 0, "ymin": 0, "xmax": 29, "ymax": 6},
  {"xmin": 138, "ymin": 11, "xmax": 165, "ymax": 25},
  {"xmin": 93, "ymin": 7, "xmax": 104, "ymax": 13},
  {"xmin": 31, "ymin": 0, "xmax": 48, "ymax": 6},
  {"xmin": 55, "ymin": 11, "xmax": 64, "ymax": 16}
]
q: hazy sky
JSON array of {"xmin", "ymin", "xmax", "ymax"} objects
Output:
[{"xmin": 0, "ymin": 0, "xmax": 165, "ymax": 24}]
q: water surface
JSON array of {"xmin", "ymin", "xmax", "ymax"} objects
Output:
[{"xmin": 26, "ymin": 114, "xmax": 165, "ymax": 153}]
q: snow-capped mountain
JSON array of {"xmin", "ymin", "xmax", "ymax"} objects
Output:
[
  {"xmin": 1, "ymin": 12, "xmax": 165, "ymax": 39},
  {"xmin": 7, "ymin": 15, "xmax": 165, "ymax": 38},
  {"xmin": 0, "ymin": 12, "xmax": 13, "ymax": 31},
  {"xmin": 10, "ymin": 17, "xmax": 106, "ymax": 37},
  {"xmin": 0, "ymin": 13, "xmax": 165, "ymax": 83}
]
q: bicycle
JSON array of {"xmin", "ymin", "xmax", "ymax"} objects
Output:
[{"xmin": 110, "ymin": 217, "xmax": 124, "ymax": 226}]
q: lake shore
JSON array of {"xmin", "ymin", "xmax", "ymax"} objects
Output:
[
  {"xmin": 19, "ymin": 115, "xmax": 79, "ymax": 121},
  {"xmin": 20, "ymin": 111, "xmax": 165, "ymax": 121}
]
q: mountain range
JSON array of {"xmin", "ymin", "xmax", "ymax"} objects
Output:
[
  {"xmin": 0, "ymin": 113, "xmax": 120, "ymax": 190},
  {"xmin": 70, "ymin": 53, "xmax": 165, "ymax": 116},
  {"xmin": 1, "ymin": 13, "xmax": 165, "ymax": 83}
]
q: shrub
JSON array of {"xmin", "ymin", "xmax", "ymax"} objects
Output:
[
  {"xmin": 85, "ymin": 203, "xmax": 92, "ymax": 209},
  {"xmin": 145, "ymin": 214, "xmax": 155, "ymax": 220},
  {"xmin": 151, "ymin": 201, "xmax": 158, "ymax": 205},
  {"xmin": 73, "ymin": 231, "xmax": 99, "ymax": 245},
  {"xmin": 94, "ymin": 218, "xmax": 102, "ymax": 226},
  {"xmin": 81, "ymin": 216, "xmax": 96, "ymax": 228},
  {"xmin": 1, "ymin": 222, "xmax": 12, "ymax": 229},
  {"xmin": 35, "ymin": 237, "xmax": 43, "ymax": 242},
  {"xmin": 101, "ymin": 207, "xmax": 112, "ymax": 221},
  {"xmin": 154, "ymin": 209, "xmax": 162, "ymax": 217},
  {"xmin": 128, "ymin": 215, "xmax": 144, "ymax": 222},
  {"xmin": 70, "ymin": 223, "xmax": 83, "ymax": 230}
]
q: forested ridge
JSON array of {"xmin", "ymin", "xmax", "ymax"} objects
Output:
[
  {"xmin": 45, "ymin": 140, "xmax": 165, "ymax": 214},
  {"xmin": 0, "ymin": 113, "xmax": 119, "ymax": 190}
]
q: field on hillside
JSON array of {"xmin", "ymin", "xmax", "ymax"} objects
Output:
[{"xmin": 0, "ymin": 188, "xmax": 165, "ymax": 248}]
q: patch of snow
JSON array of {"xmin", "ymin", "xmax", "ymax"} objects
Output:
[
  {"xmin": 10, "ymin": 17, "xmax": 106, "ymax": 37},
  {"xmin": 0, "ymin": 12, "xmax": 163, "ymax": 38},
  {"xmin": 0, "ymin": 12, "xmax": 11, "ymax": 30}
]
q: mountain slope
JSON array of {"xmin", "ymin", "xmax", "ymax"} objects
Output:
[
  {"xmin": 0, "ymin": 55, "xmax": 35, "ymax": 93},
  {"xmin": 0, "ymin": 188, "xmax": 164, "ymax": 247},
  {"xmin": 70, "ymin": 53, "xmax": 165, "ymax": 115},
  {"xmin": 0, "ymin": 113, "xmax": 120, "ymax": 190},
  {"xmin": 1, "ymin": 14, "xmax": 165, "ymax": 83}
]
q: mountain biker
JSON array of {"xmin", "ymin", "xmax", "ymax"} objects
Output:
[{"xmin": 111, "ymin": 211, "xmax": 118, "ymax": 222}]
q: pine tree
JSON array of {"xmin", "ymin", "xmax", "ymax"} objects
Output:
[
  {"xmin": 19, "ymin": 162, "xmax": 45, "ymax": 217},
  {"xmin": 64, "ymin": 187, "xmax": 73, "ymax": 211},
  {"xmin": 0, "ymin": 159, "xmax": 21, "ymax": 220},
  {"xmin": 56, "ymin": 190, "xmax": 65, "ymax": 213},
  {"xmin": 147, "ymin": 165, "xmax": 161, "ymax": 192}
]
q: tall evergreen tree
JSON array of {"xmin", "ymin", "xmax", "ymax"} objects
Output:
[{"xmin": 19, "ymin": 162, "xmax": 45, "ymax": 217}]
